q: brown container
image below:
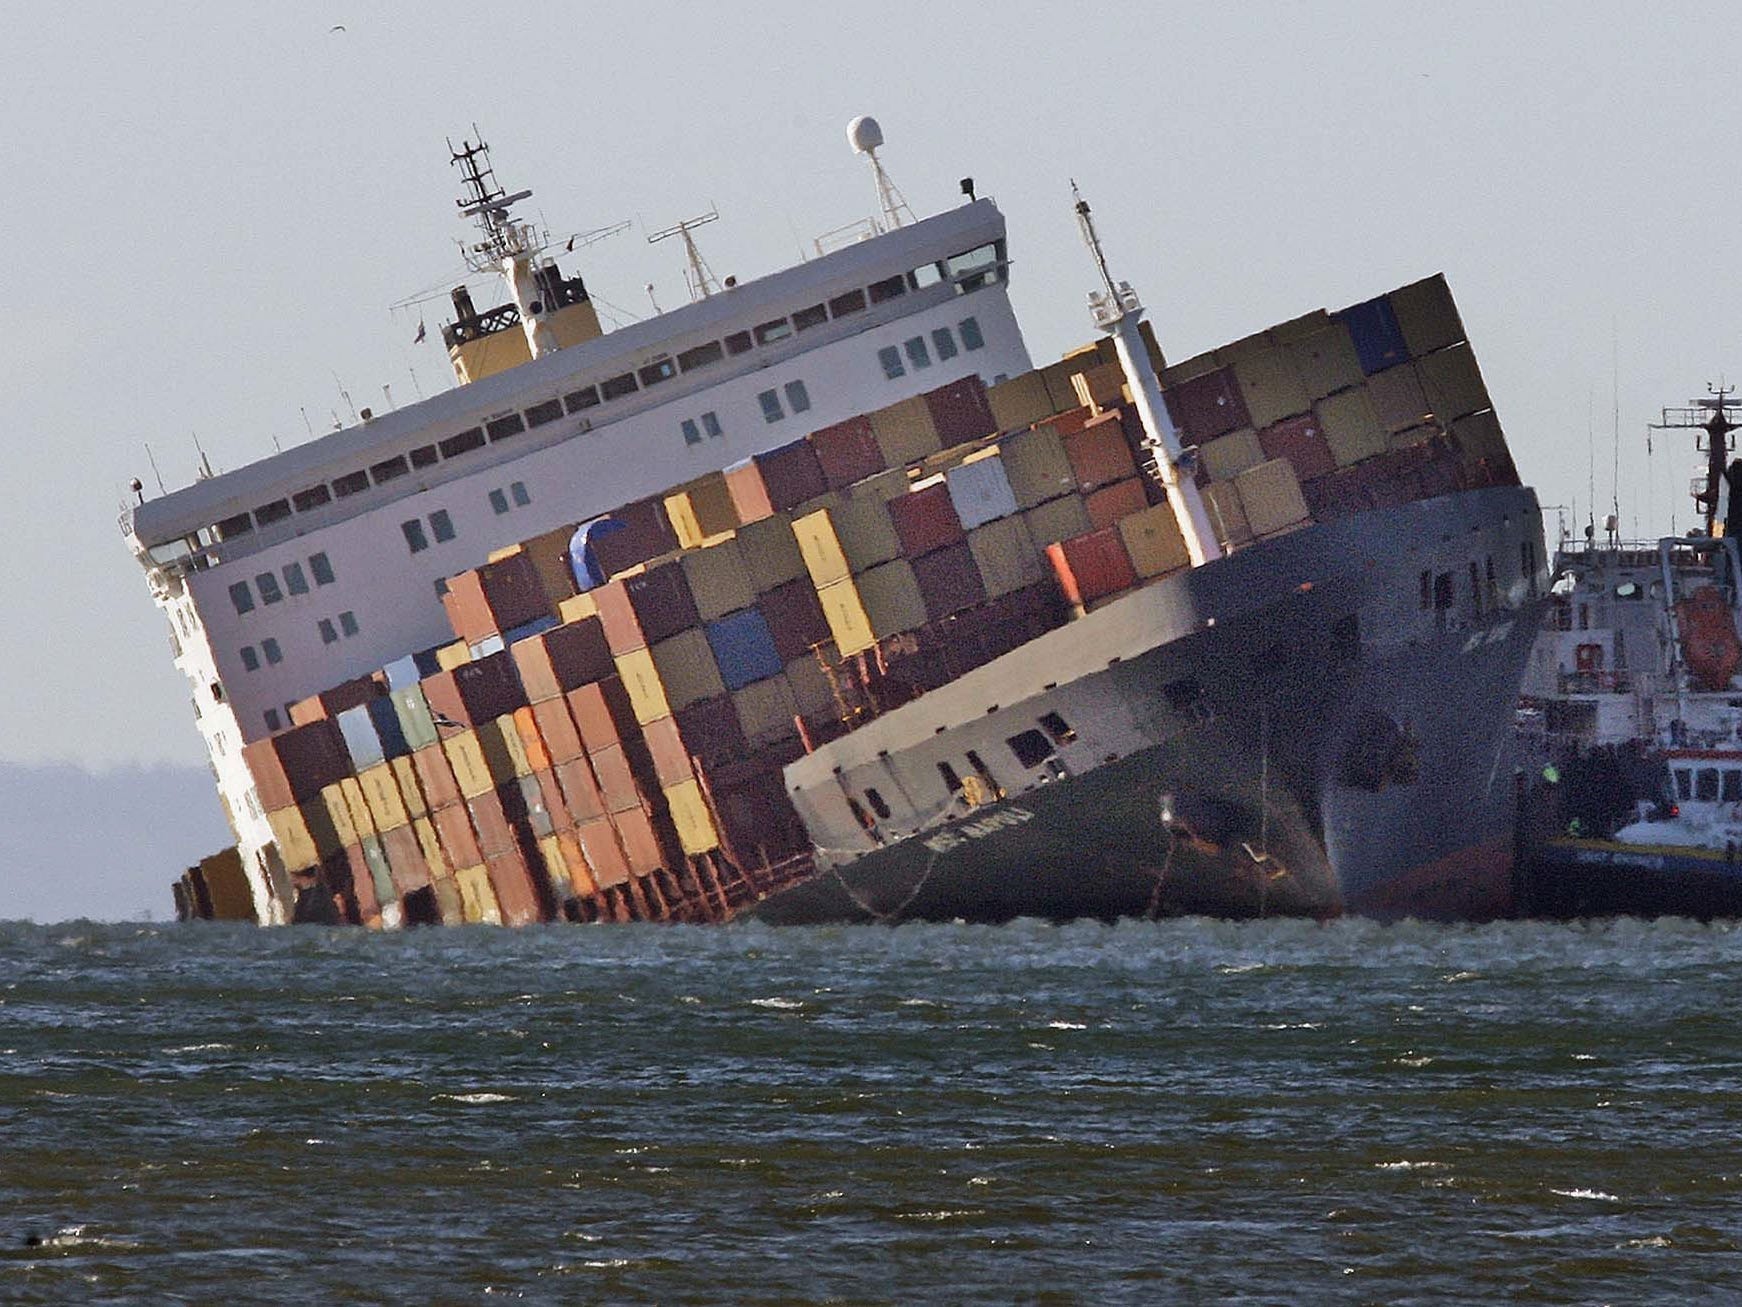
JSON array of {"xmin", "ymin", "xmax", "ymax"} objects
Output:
[
  {"xmin": 681, "ymin": 537, "xmax": 757, "ymax": 622},
  {"xmin": 755, "ymin": 440, "xmax": 829, "ymax": 512},
  {"xmin": 530, "ymin": 696, "xmax": 585, "ymax": 765},
  {"xmin": 1039, "ymin": 356, "xmax": 1091, "ymax": 413},
  {"xmin": 554, "ymin": 756, "xmax": 606, "ymax": 823},
  {"xmin": 1085, "ymin": 478, "xmax": 1150, "ymax": 531},
  {"xmin": 577, "ymin": 815, "xmax": 632, "ymax": 888},
  {"xmin": 1416, "ymin": 344, "xmax": 1491, "ymax": 423},
  {"xmin": 830, "ymin": 495, "xmax": 903, "ymax": 574},
  {"xmin": 682, "ymin": 472, "xmax": 741, "ymax": 538},
  {"xmin": 443, "ymin": 552, "xmax": 553, "ymax": 644},
  {"xmin": 1234, "ymin": 458, "xmax": 1311, "ymax": 537},
  {"xmin": 641, "ymin": 715, "xmax": 698, "ymax": 788},
  {"xmin": 1197, "ymin": 428, "xmax": 1266, "ymax": 482},
  {"xmin": 1164, "ymin": 366, "xmax": 1250, "ymax": 441},
  {"xmin": 870, "ymin": 395, "xmax": 942, "ymax": 468},
  {"xmin": 431, "ymin": 801, "xmax": 483, "ymax": 869},
  {"xmin": 485, "ymin": 846, "xmax": 544, "ymax": 926},
  {"xmin": 593, "ymin": 560, "xmax": 700, "ymax": 654},
  {"xmin": 510, "ymin": 616, "xmax": 615, "ymax": 702},
  {"xmin": 611, "ymin": 806, "xmax": 666, "ymax": 876},
  {"xmin": 1023, "ymin": 493, "xmax": 1094, "ymax": 549},
  {"xmin": 411, "ymin": 742, "xmax": 462, "ymax": 811},
  {"xmin": 672, "ymin": 695, "xmax": 752, "ymax": 776},
  {"xmin": 1117, "ymin": 503, "xmax": 1191, "ymax": 578},
  {"xmin": 1367, "ymin": 363, "xmax": 1432, "ymax": 432},
  {"xmin": 810, "ymin": 414, "xmax": 886, "ymax": 489},
  {"xmin": 587, "ymin": 497, "xmax": 679, "ymax": 579},
  {"xmin": 968, "ymin": 513, "xmax": 1047, "ymax": 599},
  {"xmin": 244, "ymin": 718, "xmax": 352, "ymax": 809},
  {"xmin": 556, "ymin": 830, "xmax": 596, "ymax": 896},
  {"xmin": 711, "ymin": 767, "xmax": 809, "ymax": 867},
  {"xmin": 287, "ymin": 676, "xmax": 382, "ymax": 727},
  {"xmin": 566, "ymin": 677, "xmax": 639, "ymax": 754},
  {"xmin": 999, "ymin": 424, "xmax": 1078, "ymax": 509},
  {"xmin": 380, "ymin": 824, "xmax": 431, "ymax": 896},
  {"xmin": 888, "ymin": 482, "xmax": 966, "ymax": 558},
  {"xmin": 589, "ymin": 742, "xmax": 643, "ymax": 814},
  {"xmin": 1288, "ymin": 323, "xmax": 1365, "ymax": 400},
  {"xmin": 923, "ymin": 376, "xmax": 995, "ymax": 447},
  {"xmin": 735, "ymin": 513, "xmax": 808, "ymax": 591},
  {"xmin": 1047, "ymin": 527, "xmax": 1138, "ymax": 606},
  {"xmin": 422, "ymin": 651, "xmax": 527, "ymax": 729},
  {"xmin": 1062, "ymin": 412, "xmax": 1140, "ymax": 490},
  {"xmin": 912, "ymin": 542, "xmax": 988, "ymax": 622},
  {"xmin": 475, "ymin": 715, "xmax": 530, "ymax": 785},
  {"xmin": 1070, "ymin": 361, "xmax": 1127, "ymax": 413},
  {"xmin": 1388, "ymin": 274, "xmax": 1465, "ymax": 358},
  {"xmin": 757, "ymin": 577, "xmax": 831, "ymax": 662},
  {"xmin": 1317, "ymin": 387, "xmax": 1387, "ymax": 467},
  {"xmin": 345, "ymin": 845, "xmax": 380, "ymax": 923},
  {"xmin": 987, "ymin": 371, "xmax": 1057, "ymax": 432},
  {"xmin": 466, "ymin": 788, "xmax": 516, "ymax": 857},
  {"xmin": 517, "ymin": 524, "xmax": 582, "ymax": 607},
  {"xmin": 1258, "ymin": 415, "xmax": 1336, "ymax": 483}
]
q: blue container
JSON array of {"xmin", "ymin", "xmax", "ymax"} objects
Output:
[
  {"xmin": 337, "ymin": 703, "xmax": 386, "ymax": 769},
  {"xmin": 365, "ymin": 695, "xmax": 411, "ymax": 761},
  {"xmin": 411, "ymin": 645, "xmax": 445, "ymax": 677},
  {"xmin": 704, "ymin": 609, "xmax": 785, "ymax": 691},
  {"xmin": 569, "ymin": 517, "xmax": 629, "ymax": 591},
  {"xmin": 383, "ymin": 655, "xmax": 421, "ymax": 691},
  {"xmin": 1337, "ymin": 296, "xmax": 1409, "ymax": 375},
  {"xmin": 469, "ymin": 633, "xmax": 506, "ymax": 659},
  {"xmin": 504, "ymin": 614, "xmax": 559, "ymax": 647}
]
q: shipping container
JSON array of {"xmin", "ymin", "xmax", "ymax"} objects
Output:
[
  {"xmin": 536, "ymin": 833, "xmax": 575, "ymax": 896},
  {"xmin": 587, "ymin": 497, "xmax": 679, "ymax": 579},
  {"xmin": 680, "ymin": 537, "xmax": 758, "ymax": 623},
  {"xmin": 672, "ymin": 695, "xmax": 753, "ymax": 774},
  {"xmin": 411, "ymin": 742, "xmax": 462, "ymax": 812},
  {"xmin": 857, "ymin": 559, "xmax": 928, "ymax": 638},
  {"xmin": 1287, "ymin": 323, "xmax": 1365, "ymax": 400},
  {"xmin": 1230, "ymin": 346, "xmax": 1311, "ymax": 429},
  {"xmin": 723, "ymin": 457, "xmax": 775, "ymax": 523},
  {"xmin": 967, "ymin": 513, "xmax": 1047, "ymax": 599},
  {"xmin": 554, "ymin": 755, "xmax": 606, "ymax": 823},
  {"xmin": 1387, "ymin": 273, "xmax": 1464, "ymax": 358},
  {"xmin": 383, "ymin": 654, "xmax": 421, "ymax": 692},
  {"xmin": 756, "ymin": 576, "xmax": 832, "ymax": 662},
  {"xmin": 611, "ymin": 807, "xmax": 665, "ymax": 877},
  {"xmin": 432, "ymin": 802, "xmax": 484, "ymax": 871},
  {"xmin": 509, "ymin": 616, "xmax": 615, "ymax": 702},
  {"xmin": 529, "ymin": 696, "xmax": 585, "ymax": 765},
  {"xmin": 1317, "ymin": 387, "xmax": 1388, "ymax": 468},
  {"xmin": 1047, "ymin": 527, "xmax": 1138, "ymax": 606},
  {"xmin": 1164, "ymin": 366, "xmax": 1250, "ymax": 441},
  {"xmin": 466, "ymin": 787, "xmax": 516, "ymax": 857},
  {"xmin": 452, "ymin": 863, "xmax": 501, "ymax": 925},
  {"xmin": 243, "ymin": 719, "xmax": 352, "ymax": 810},
  {"xmin": 640, "ymin": 715, "xmax": 697, "ymax": 789},
  {"xmin": 730, "ymin": 513, "xmax": 807, "ymax": 592},
  {"xmin": 792, "ymin": 507, "xmax": 852, "ymax": 589},
  {"xmin": 441, "ymin": 729, "xmax": 497, "ymax": 800},
  {"xmin": 663, "ymin": 779, "xmax": 722, "ymax": 854},
  {"xmin": 411, "ymin": 815, "xmax": 450, "ymax": 881},
  {"xmin": 704, "ymin": 608, "xmax": 785, "ymax": 691},
  {"xmin": 434, "ymin": 641, "xmax": 471, "ymax": 672},
  {"xmin": 422, "ymin": 652, "xmax": 528, "ymax": 730},
  {"xmin": 442, "ymin": 552, "xmax": 553, "ymax": 645},
  {"xmin": 588, "ymin": 742, "xmax": 643, "ymax": 814},
  {"xmin": 390, "ymin": 685, "xmax": 439, "ymax": 752},
  {"xmin": 485, "ymin": 846, "xmax": 545, "ymax": 926},
  {"xmin": 986, "ymin": 371, "xmax": 1055, "ymax": 433},
  {"xmin": 755, "ymin": 438, "xmax": 829, "ymax": 512},
  {"xmin": 888, "ymin": 482, "xmax": 966, "ymax": 558},
  {"xmin": 809, "ymin": 414, "xmax": 886, "ymax": 489},
  {"xmin": 732, "ymin": 673, "xmax": 800, "ymax": 746},
  {"xmin": 511, "ymin": 706, "xmax": 552, "ymax": 774},
  {"xmin": 380, "ymin": 825, "xmax": 431, "ymax": 896},
  {"xmin": 613, "ymin": 647, "xmax": 672, "ymax": 725},
  {"xmin": 288, "ymin": 676, "xmax": 381, "ymax": 727},
  {"xmin": 358, "ymin": 835, "xmax": 395, "ymax": 909},
  {"xmin": 1367, "ymin": 363, "xmax": 1432, "ymax": 433},
  {"xmin": 1196, "ymin": 428, "xmax": 1266, "ymax": 482},
  {"xmin": 912, "ymin": 541, "xmax": 989, "ymax": 622},
  {"xmin": 520, "ymin": 524, "xmax": 584, "ymax": 607},
  {"xmin": 389, "ymin": 755, "xmax": 428, "ymax": 822},
  {"xmin": 556, "ymin": 830, "xmax": 596, "ymax": 896},
  {"xmin": 1234, "ymin": 458, "xmax": 1311, "ymax": 537},
  {"xmin": 647, "ymin": 628, "xmax": 727, "ymax": 713},
  {"xmin": 869, "ymin": 394, "xmax": 942, "ymax": 468},
  {"xmin": 576, "ymin": 816, "xmax": 632, "ymax": 888},
  {"xmin": 566, "ymin": 677, "xmax": 639, "ymax": 753},
  {"xmin": 1023, "ymin": 493, "xmax": 1094, "ymax": 549},
  {"xmin": 592, "ymin": 560, "xmax": 700, "ymax": 654},
  {"xmin": 475, "ymin": 715, "xmax": 530, "ymax": 784},
  {"xmin": 1085, "ymin": 478, "xmax": 1151, "ymax": 531},
  {"xmin": 1117, "ymin": 503, "xmax": 1191, "ymax": 578},
  {"xmin": 945, "ymin": 453, "xmax": 1019, "ymax": 529},
  {"xmin": 358, "ymin": 763, "xmax": 410, "ymax": 833},
  {"xmin": 817, "ymin": 577, "xmax": 876, "ymax": 656},
  {"xmin": 923, "ymin": 376, "xmax": 996, "ymax": 447},
  {"xmin": 1070, "ymin": 361, "xmax": 1126, "ymax": 414},
  {"xmin": 999, "ymin": 424, "xmax": 1077, "ymax": 509},
  {"xmin": 267, "ymin": 806, "xmax": 319, "ymax": 873},
  {"xmin": 1416, "ymin": 343, "xmax": 1490, "ymax": 423},
  {"xmin": 1337, "ymin": 295, "xmax": 1410, "ymax": 375},
  {"xmin": 1258, "ymin": 414, "xmax": 1336, "ymax": 483}
]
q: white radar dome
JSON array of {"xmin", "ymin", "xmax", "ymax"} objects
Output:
[{"xmin": 847, "ymin": 115, "xmax": 884, "ymax": 155}]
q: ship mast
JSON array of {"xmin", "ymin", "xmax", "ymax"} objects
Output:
[
  {"xmin": 1652, "ymin": 384, "xmax": 1742, "ymax": 536},
  {"xmin": 1072, "ymin": 184, "xmax": 1222, "ymax": 567},
  {"xmin": 450, "ymin": 134, "xmax": 558, "ymax": 360}
]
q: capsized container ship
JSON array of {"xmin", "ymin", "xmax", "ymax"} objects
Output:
[{"xmin": 129, "ymin": 125, "xmax": 1547, "ymax": 928}]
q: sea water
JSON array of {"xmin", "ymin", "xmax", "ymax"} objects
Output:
[{"xmin": 3, "ymin": 916, "xmax": 1740, "ymax": 1303}]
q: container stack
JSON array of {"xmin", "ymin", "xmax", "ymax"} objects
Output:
[{"xmin": 225, "ymin": 275, "xmax": 1517, "ymax": 927}]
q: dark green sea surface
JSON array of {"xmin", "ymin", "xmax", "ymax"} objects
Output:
[{"xmin": 3, "ymin": 917, "xmax": 1741, "ymax": 1304}]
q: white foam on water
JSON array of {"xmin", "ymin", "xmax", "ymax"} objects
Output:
[
  {"xmin": 1551, "ymin": 1188, "xmax": 1620, "ymax": 1202},
  {"xmin": 166, "ymin": 1043, "xmax": 232, "ymax": 1053},
  {"xmin": 1375, "ymin": 1160, "xmax": 1447, "ymax": 1171},
  {"xmin": 751, "ymin": 997, "xmax": 803, "ymax": 1009},
  {"xmin": 1045, "ymin": 1021, "xmax": 1087, "ymax": 1030},
  {"xmin": 435, "ymin": 1091, "xmax": 515, "ymax": 1104}
]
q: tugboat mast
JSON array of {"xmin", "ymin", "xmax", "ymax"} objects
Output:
[{"xmin": 1653, "ymin": 384, "xmax": 1742, "ymax": 537}]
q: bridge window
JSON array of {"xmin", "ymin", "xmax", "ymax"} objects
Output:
[
  {"xmin": 429, "ymin": 511, "xmax": 455, "ymax": 543},
  {"xmin": 216, "ymin": 512, "xmax": 253, "ymax": 540},
  {"xmin": 681, "ymin": 419, "xmax": 702, "ymax": 446},
  {"xmin": 563, "ymin": 386, "xmax": 600, "ymax": 413},
  {"xmin": 937, "ymin": 761, "xmax": 963, "ymax": 793},
  {"xmin": 725, "ymin": 330, "xmax": 753, "ymax": 356},
  {"xmin": 1038, "ymin": 711, "xmax": 1076, "ymax": 745},
  {"xmin": 600, "ymin": 372, "xmax": 638, "ymax": 401},
  {"xmin": 254, "ymin": 499, "xmax": 292, "ymax": 527},
  {"xmin": 637, "ymin": 358, "xmax": 677, "ymax": 387},
  {"xmin": 410, "ymin": 444, "xmax": 439, "ymax": 469},
  {"xmin": 240, "ymin": 646, "xmax": 260, "ymax": 672},
  {"xmin": 262, "ymin": 638, "xmax": 282, "ymax": 665},
  {"xmin": 959, "ymin": 317, "xmax": 985, "ymax": 350},
  {"xmin": 754, "ymin": 318, "xmax": 793, "ymax": 347},
  {"xmin": 758, "ymin": 390, "xmax": 784, "ymax": 424},
  {"xmin": 292, "ymin": 485, "xmax": 331, "ymax": 512},
  {"xmin": 486, "ymin": 413, "xmax": 526, "ymax": 442},
  {"xmin": 829, "ymin": 289, "xmax": 866, "ymax": 318},
  {"xmin": 525, "ymin": 398, "xmax": 564, "ymax": 427},
  {"xmin": 792, "ymin": 304, "xmax": 828, "ymax": 332},
  {"xmin": 309, "ymin": 552, "xmax": 335, "ymax": 585},
  {"xmin": 784, "ymin": 380, "xmax": 811, "ymax": 415},
  {"xmin": 332, "ymin": 470, "xmax": 369, "ymax": 498},
  {"xmin": 1006, "ymin": 729, "xmax": 1055, "ymax": 769},
  {"xmin": 1697, "ymin": 768, "xmax": 1720, "ymax": 801},
  {"xmin": 932, "ymin": 327, "xmax": 958, "ymax": 361},
  {"xmin": 282, "ymin": 562, "xmax": 308, "ymax": 596},
  {"xmin": 370, "ymin": 455, "xmax": 409, "ymax": 484},
  {"xmin": 402, "ymin": 519, "xmax": 429, "ymax": 554},
  {"xmin": 904, "ymin": 336, "xmax": 932, "ymax": 370},
  {"xmin": 869, "ymin": 274, "xmax": 906, "ymax": 304},
  {"xmin": 229, "ymin": 581, "xmax": 254, "ymax": 615},
  {"xmin": 678, "ymin": 341, "xmax": 724, "ymax": 372},
  {"xmin": 1725, "ymin": 771, "xmax": 1742, "ymax": 803},
  {"xmin": 878, "ymin": 345, "xmax": 905, "ymax": 380},
  {"xmin": 255, "ymin": 572, "xmax": 283, "ymax": 605},
  {"xmin": 439, "ymin": 427, "xmax": 485, "ymax": 459}
]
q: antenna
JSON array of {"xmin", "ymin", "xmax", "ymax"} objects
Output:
[
  {"xmin": 192, "ymin": 433, "xmax": 214, "ymax": 481},
  {"xmin": 448, "ymin": 131, "xmax": 539, "ymax": 273},
  {"xmin": 1072, "ymin": 180, "xmax": 1120, "ymax": 302},
  {"xmin": 1652, "ymin": 383, "xmax": 1741, "ymax": 536},
  {"xmin": 645, "ymin": 282, "xmax": 662, "ymax": 314},
  {"xmin": 648, "ymin": 208, "xmax": 721, "ymax": 301},
  {"xmin": 145, "ymin": 443, "xmax": 166, "ymax": 495},
  {"xmin": 848, "ymin": 116, "xmax": 914, "ymax": 231}
]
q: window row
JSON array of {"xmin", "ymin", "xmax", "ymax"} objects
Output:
[
  {"xmin": 203, "ymin": 243, "xmax": 1005, "ymax": 547},
  {"xmin": 681, "ymin": 410, "xmax": 724, "ymax": 446},
  {"xmin": 318, "ymin": 611, "xmax": 360, "ymax": 645},
  {"xmin": 851, "ymin": 711, "xmax": 1075, "ymax": 827},
  {"xmin": 229, "ymin": 552, "xmax": 335, "ymax": 615},
  {"xmin": 877, "ymin": 317, "xmax": 985, "ymax": 380},
  {"xmin": 402, "ymin": 509, "xmax": 456, "ymax": 555},
  {"xmin": 757, "ymin": 380, "xmax": 812, "ymax": 426},
  {"xmin": 237, "ymin": 638, "xmax": 284, "ymax": 672},
  {"xmin": 489, "ymin": 481, "xmax": 532, "ymax": 515}
]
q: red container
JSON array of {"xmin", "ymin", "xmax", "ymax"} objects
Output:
[
  {"xmin": 442, "ymin": 553, "xmax": 553, "ymax": 644},
  {"xmin": 593, "ymin": 560, "xmax": 700, "ymax": 654},
  {"xmin": 672, "ymin": 695, "xmax": 752, "ymax": 778},
  {"xmin": 1047, "ymin": 527, "xmax": 1138, "ymax": 606},
  {"xmin": 1064, "ymin": 412, "xmax": 1140, "ymax": 491},
  {"xmin": 641, "ymin": 715, "xmax": 698, "ymax": 788},
  {"xmin": 1259, "ymin": 414, "xmax": 1336, "ymax": 482},
  {"xmin": 576, "ymin": 816, "xmax": 631, "ymax": 888},
  {"xmin": 723, "ymin": 459, "xmax": 775, "ymax": 524},
  {"xmin": 1300, "ymin": 467, "xmax": 1368, "ymax": 523},
  {"xmin": 923, "ymin": 376, "xmax": 995, "ymax": 447},
  {"xmin": 411, "ymin": 743, "xmax": 461, "ymax": 811},
  {"xmin": 888, "ymin": 482, "xmax": 966, "ymax": 558},
  {"xmin": 1164, "ymin": 366, "xmax": 1250, "ymax": 441},
  {"xmin": 554, "ymin": 756, "xmax": 606, "ymax": 823},
  {"xmin": 1085, "ymin": 477, "xmax": 1150, "ymax": 530},
  {"xmin": 466, "ymin": 788, "xmax": 516, "ymax": 858},
  {"xmin": 345, "ymin": 845, "xmax": 380, "ymax": 921},
  {"xmin": 912, "ymin": 542, "xmax": 989, "ymax": 622},
  {"xmin": 287, "ymin": 676, "xmax": 383, "ymax": 727},
  {"xmin": 380, "ymin": 825, "xmax": 431, "ymax": 896},
  {"xmin": 589, "ymin": 742, "xmax": 642, "ymax": 814},
  {"xmin": 244, "ymin": 719, "xmax": 352, "ymax": 809},
  {"xmin": 511, "ymin": 616, "xmax": 615, "ymax": 701},
  {"xmin": 422, "ymin": 652, "xmax": 527, "ymax": 729},
  {"xmin": 587, "ymin": 497, "xmax": 678, "ymax": 579},
  {"xmin": 485, "ymin": 846, "xmax": 544, "ymax": 926},
  {"xmin": 757, "ymin": 578, "xmax": 831, "ymax": 663},
  {"xmin": 566, "ymin": 678, "xmax": 639, "ymax": 754},
  {"xmin": 532, "ymin": 767, "xmax": 573, "ymax": 833},
  {"xmin": 809, "ymin": 415, "xmax": 885, "ymax": 489},
  {"xmin": 755, "ymin": 439, "xmax": 828, "ymax": 512},
  {"xmin": 530, "ymin": 697, "xmax": 585, "ymax": 765},
  {"xmin": 711, "ymin": 768, "xmax": 809, "ymax": 866},
  {"xmin": 611, "ymin": 806, "xmax": 666, "ymax": 876},
  {"xmin": 431, "ymin": 802, "xmax": 483, "ymax": 869}
]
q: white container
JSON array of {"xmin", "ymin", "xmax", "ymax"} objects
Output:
[{"xmin": 946, "ymin": 455, "xmax": 1019, "ymax": 530}]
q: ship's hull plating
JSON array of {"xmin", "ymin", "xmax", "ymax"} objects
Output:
[
  {"xmin": 1523, "ymin": 840, "xmax": 1742, "ymax": 921},
  {"xmin": 751, "ymin": 486, "xmax": 1545, "ymax": 925}
]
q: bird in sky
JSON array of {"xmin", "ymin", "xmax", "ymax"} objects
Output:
[{"xmin": 330, "ymin": 25, "xmax": 346, "ymax": 34}]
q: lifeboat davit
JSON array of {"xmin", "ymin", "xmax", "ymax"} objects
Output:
[{"xmin": 1677, "ymin": 585, "xmax": 1742, "ymax": 691}]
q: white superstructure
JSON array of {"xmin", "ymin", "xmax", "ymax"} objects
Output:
[{"xmin": 124, "ymin": 141, "xmax": 1033, "ymax": 920}]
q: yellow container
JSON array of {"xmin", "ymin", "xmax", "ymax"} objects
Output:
[
  {"xmin": 358, "ymin": 763, "xmax": 410, "ymax": 833},
  {"xmin": 688, "ymin": 473, "xmax": 742, "ymax": 537},
  {"xmin": 558, "ymin": 591, "xmax": 598, "ymax": 623},
  {"xmin": 1234, "ymin": 459, "xmax": 1311, "ymax": 538},
  {"xmin": 735, "ymin": 514, "xmax": 808, "ymax": 592},
  {"xmin": 1070, "ymin": 361, "xmax": 1126, "ymax": 414},
  {"xmin": 1197, "ymin": 428, "xmax": 1265, "ymax": 482},
  {"xmin": 199, "ymin": 848, "xmax": 256, "ymax": 922},
  {"xmin": 793, "ymin": 508, "xmax": 852, "ymax": 589},
  {"xmin": 987, "ymin": 371, "xmax": 1057, "ymax": 433},
  {"xmin": 967, "ymin": 514, "xmax": 1046, "ymax": 599},
  {"xmin": 1117, "ymin": 503, "xmax": 1192, "ymax": 579},
  {"xmin": 435, "ymin": 640, "xmax": 472, "ymax": 671},
  {"xmin": 473, "ymin": 717, "xmax": 524, "ymax": 785},
  {"xmin": 412, "ymin": 816, "xmax": 450, "ymax": 880},
  {"xmin": 267, "ymin": 805, "xmax": 320, "ymax": 873},
  {"xmin": 390, "ymin": 755, "xmax": 428, "ymax": 820},
  {"xmin": 320, "ymin": 782, "xmax": 358, "ymax": 849},
  {"xmin": 340, "ymin": 777, "xmax": 376, "ymax": 841},
  {"xmin": 429, "ymin": 872, "xmax": 465, "ymax": 925},
  {"xmin": 615, "ymin": 648, "xmax": 673, "ymax": 725},
  {"xmin": 537, "ymin": 834, "xmax": 574, "ymax": 895},
  {"xmin": 453, "ymin": 864, "xmax": 502, "ymax": 925},
  {"xmin": 442, "ymin": 730, "xmax": 496, "ymax": 800},
  {"xmin": 1317, "ymin": 388, "xmax": 1387, "ymax": 467},
  {"xmin": 663, "ymin": 779, "xmax": 721, "ymax": 854},
  {"xmin": 818, "ymin": 578, "xmax": 876, "ymax": 656},
  {"xmin": 681, "ymin": 536, "xmax": 757, "ymax": 621}
]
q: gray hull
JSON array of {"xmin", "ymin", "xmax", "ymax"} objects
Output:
[{"xmin": 753, "ymin": 485, "xmax": 1546, "ymax": 925}]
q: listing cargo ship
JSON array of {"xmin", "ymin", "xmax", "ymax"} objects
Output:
[{"xmin": 131, "ymin": 124, "xmax": 1547, "ymax": 928}]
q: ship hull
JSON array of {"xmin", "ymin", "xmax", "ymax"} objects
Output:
[
  {"xmin": 752, "ymin": 485, "xmax": 1545, "ymax": 925},
  {"xmin": 1522, "ymin": 840, "xmax": 1742, "ymax": 921}
]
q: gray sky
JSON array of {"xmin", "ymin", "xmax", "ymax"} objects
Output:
[{"xmin": 6, "ymin": 1, "xmax": 1740, "ymax": 774}]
